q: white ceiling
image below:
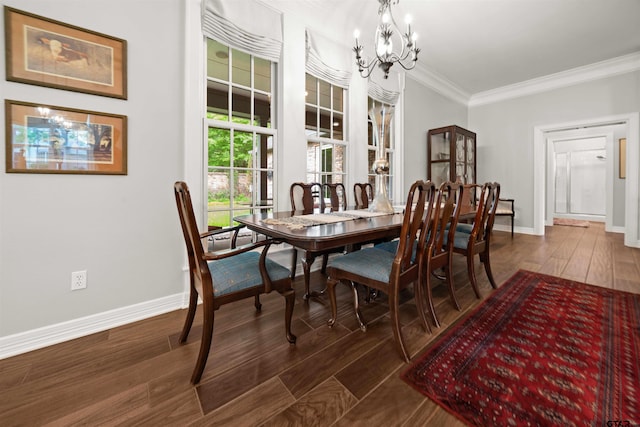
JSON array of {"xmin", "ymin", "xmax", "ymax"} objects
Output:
[{"xmin": 270, "ymin": 0, "xmax": 640, "ymax": 97}]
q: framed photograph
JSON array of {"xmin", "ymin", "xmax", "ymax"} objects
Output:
[
  {"xmin": 4, "ymin": 6, "xmax": 127, "ymax": 99},
  {"xmin": 5, "ymin": 100, "xmax": 127, "ymax": 175},
  {"xmin": 619, "ymin": 138, "xmax": 626, "ymax": 179}
]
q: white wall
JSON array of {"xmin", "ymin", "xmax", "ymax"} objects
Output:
[
  {"xmin": 469, "ymin": 72, "xmax": 640, "ymax": 232},
  {"xmin": 402, "ymin": 76, "xmax": 468, "ymax": 186},
  {"xmin": 0, "ymin": 0, "xmax": 186, "ymax": 338}
]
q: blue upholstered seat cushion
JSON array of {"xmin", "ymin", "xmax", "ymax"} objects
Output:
[
  {"xmin": 444, "ymin": 222, "xmax": 474, "ymax": 234},
  {"xmin": 375, "ymin": 239, "xmax": 399, "ymax": 253},
  {"xmin": 455, "ymin": 223, "xmax": 473, "ymax": 234},
  {"xmin": 450, "ymin": 230, "xmax": 471, "ymax": 250},
  {"xmin": 328, "ymin": 247, "xmax": 395, "ymax": 283},
  {"xmin": 375, "ymin": 238, "xmax": 421, "ymax": 262},
  {"xmin": 208, "ymin": 251, "xmax": 290, "ymax": 297}
]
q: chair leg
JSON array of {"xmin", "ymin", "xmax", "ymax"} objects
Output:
[
  {"xmin": 445, "ymin": 260, "xmax": 461, "ymax": 311},
  {"xmin": 414, "ymin": 280, "xmax": 431, "ymax": 334},
  {"xmin": 254, "ymin": 295, "xmax": 262, "ymax": 311},
  {"xmin": 349, "ymin": 281, "xmax": 366, "ymax": 332},
  {"xmin": 425, "ymin": 271, "xmax": 440, "ymax": 329},
  {"xmin": 281, "ymin": 288, "xmax": 297, "ymax": 344},
  {"xmin": 466, "ymin": 252, "xmax": 482, "ymax": 299},
  {"xmin": 388, "ymin": 289, "xmax": 410, "ymax": 362},
  {"xmin": 191, "ymin": 303, "xmax": 214, "ymax": 384},
  {"xmin": 481, "ymin": 250, "xmax": 498, "ymax": 289},
  {"xmin": 290, "ymin": 249, "xmax": 298, "ymax": 279},
  {"xmin": 179, "ymin": 287, "xmax": 198, "ymax": 343},
  {"xmin": 510, "ymin": 214, "xmax": 514, "ymax": 238},
  {"xmin": 327, "ymin": 278, "xmax": 339, "ymax": 328}
]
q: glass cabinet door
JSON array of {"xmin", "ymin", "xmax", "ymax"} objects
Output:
[
  {"xmin": 428, "ymin": 125, "xmax": 476, "ymax": 187},
  {"xmin": 428, "ymin": 130, "xmax": 451, "ymax": 187}
]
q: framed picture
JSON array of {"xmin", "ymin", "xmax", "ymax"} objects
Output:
[
  {"xmin": 619, "ymin": 138, "xmax": 626, "ymax": 179},
  {"xmin": 4, "ymin": 6, "xmax": 127, "ymax": 99},
  {"xmin": 5, "ymin": 100, "xmax": 127, "ymax": 175}
]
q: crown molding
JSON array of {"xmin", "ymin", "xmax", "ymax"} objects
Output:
[
  {"xmin": 408, "ymin": 63, "xmax": 470, "ymax": 106},
  {"xmin": 468, "ymin": 51, "xmax": 640, "ymax": 107}
]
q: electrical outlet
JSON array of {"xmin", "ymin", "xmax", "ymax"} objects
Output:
[{"xmin": 71, "ymin": 270, "xmax": 87, "ymax": 290}]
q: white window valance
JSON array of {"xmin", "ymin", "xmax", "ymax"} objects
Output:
[
  {"xmin": 305, "ymin": 29, "xmax": 352, "ymax": 88},
  {"xmin": 202, "ymin": 0, "xmax": 282, "ymax": 62},
  {"xmin": 368, "ymin": 70, "xmax": 400, "ymax": 105}
]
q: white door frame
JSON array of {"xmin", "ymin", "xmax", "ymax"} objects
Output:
[{"xmin": 533, "ymin": 112, "xmax": 640, "ymax": 248}]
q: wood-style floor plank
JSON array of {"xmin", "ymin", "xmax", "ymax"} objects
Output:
[{"xmin": 1, "ymin": 223, "xmax": 638, "ymax": 426}]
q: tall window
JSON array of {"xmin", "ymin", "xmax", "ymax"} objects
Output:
[
  {"xmin": 368, "ymin": 97, "xmax": 395, "ymax": 202},
  {"xmin": 205, "ymin": 39, "xmax": 276, "ymax": 227},
  {"xmin": 305, "ymin": 74, "xmax": 346, "ymax": 190}
]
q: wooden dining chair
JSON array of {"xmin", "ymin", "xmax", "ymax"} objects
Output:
[
  {"xmin": 496, "ymin": 197, "xmax": 515, "ymax": 237},
  {"xmin": 423, "ymin": 181, "xmax": 464, "ymax": 328},
  {"xmin": 353, "ymin": 182, "xmax": 373, "ymax": 209},
  {"xmin": 289, "ymin": 182, "xmax": 346, "ymax": 299},
  {"xmin": 322, "ymin": 182, "xmax": 347, "ymax": 212},
  {"xmin": 450, "ymin": 182, "xmax": 501, "ymax": 298},
  {"xmin": 174, "ymin": 181, "xmax": 296, "ymax": 384},
  {"xmin": 325, "ymin": 180, "xmax": 437, "ymax": 362}
]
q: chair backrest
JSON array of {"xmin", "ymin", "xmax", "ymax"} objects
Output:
[
  {"xmin": 468, "ymin": 182, "xmax": 501, "ymax": 245},
  {"xmin": 290, "ymin": 182, "xmax": 322, "ymax": 213},
  {"xmin": 428, "ymin": 181, "xmax": 463, "ymax": 257},
  {"xmin": 322, "ymin": 182, "xmax": 347, "ymax": 212},
  {"xmin": 392, "ymin": 180, "xmax": 437, "ymax": 278},
  {"xmin": 174, "ymin": 181, "xmax": 211, "ymax": 295},
  {"xmin": 354, "ymin": 182, "xmax": 374, "ymax": 209}
]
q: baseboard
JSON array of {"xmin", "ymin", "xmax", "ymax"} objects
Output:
[{"xmin": 0, "ymin": 293, "xmax": 187, "ymax": 360}]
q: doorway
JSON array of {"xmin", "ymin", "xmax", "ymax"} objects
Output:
[
  {"xmin": 533, "ymin": 112, "xmax": 640, "ymax": 248},
  {"xmin": 548, "ymin": 136, "xmax": 607, "ymax": 222}
]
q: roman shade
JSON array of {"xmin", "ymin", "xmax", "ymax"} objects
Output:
[
  {"xmin": 305, "ymin": 29, "xmax": 352, "ymax": 88},
  {"xmin": 202, "ymin": 0, "xmax": 283, "ymax": 62},
  {"xmin": 368, "ymin": 70, "xmax": 400, "ymax": 105}
]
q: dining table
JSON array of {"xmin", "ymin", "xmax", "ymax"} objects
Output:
[
  {"xmin": 233, "ymin": 204, "xmax": 477, "ymax": 298},
  {"xmin": 234, "ymin": 208, "xmax": 404, "ymax": 298}
]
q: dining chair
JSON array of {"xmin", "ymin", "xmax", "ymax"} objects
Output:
[
  {"xmin": 322, "ymin": 182, "xmax": 347, "ymax": 212},
  {"xmin": 289, "ymin": 182, "xmax": 345, "ymax": 299},
  {"xmin": 423, "ymin": 181, "xmax": 464, "ymax": 328},
  {"xmin": 290, "ymin": 182, "xmax": 323, "ymax": 215},
  {"xmin": 450, "ymin": 182, "xmax": 501, "ymax": 298},
  {"xmin": 496, "ymin": 197, "xmax": 515, "ymax": 237},
  {"xmin": 174, "ymin": 181, "xmax": 296, "ymax": 384},
  {"xmin": 353, "ymin": 182, "xmax": 373, "ymax": 209},
  {"xmin": 325, "ymin": 180, "xmax": 437, "ymax": 362}
]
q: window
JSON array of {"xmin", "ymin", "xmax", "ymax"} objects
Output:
[
  {"xmin": 205, "ymin": 39, "xmax": 276, "ymax": 227},
  {"xmin": 368, "ymin": 97, "xmax": 395, "ymax": 202},
  {"xmin": 305, "ymin": 74, "xmax": 346, "ymax": 191}
]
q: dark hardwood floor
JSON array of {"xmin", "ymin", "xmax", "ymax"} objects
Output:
[{"xmin": 1, "ymin": 222, "xmax": 639, "ymax": 426}]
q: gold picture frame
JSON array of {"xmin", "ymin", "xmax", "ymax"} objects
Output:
[
  {"xmin": 4, "ymin": 6, "xmax": 127, "ymax": 99},
  {"xmin": 5, "ymin": 100, "xmax": 127, "ymax": 175},
  {"xmin": 619, "ymin": 138, "xmax": 626, "ymax": 179}
]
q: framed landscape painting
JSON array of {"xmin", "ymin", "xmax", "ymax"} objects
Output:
[
  {"xmin": 4, "ymin": 6, "xmax": 127, "ymax": 99},
  {"xmin": 5, "ymin": 100, "xmax": 127, "ymax": 175}
]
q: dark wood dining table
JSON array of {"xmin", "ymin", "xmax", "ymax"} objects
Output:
[
  {"xmin": 234, "ymin": 209, "xmax": 404, "ymax": 298},
  {"xmin": 234, "ymin": 209, "xmax": 405, "ymax": 253},
  {"xmin": 234, "ymin": 205, "xmax": 477, "ymax": 298}
]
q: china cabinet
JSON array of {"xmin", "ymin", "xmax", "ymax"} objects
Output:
[{"xmin": 427, "ymin": 125, "xmax": 476, "ymax": 187}]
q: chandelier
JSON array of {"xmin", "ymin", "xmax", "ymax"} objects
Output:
[{"xmin": 353, "ymin": 0, "xmax": 420, "ymax": 79}]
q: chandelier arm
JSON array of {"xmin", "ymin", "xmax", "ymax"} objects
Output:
[{"xmin": 353, "ymin": 0, "xmax": 418, "ymax": 79}]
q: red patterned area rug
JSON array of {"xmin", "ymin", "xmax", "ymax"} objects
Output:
[{"xmin": 402, "ymin": 270, "xmax": 640, "ymax": 426}]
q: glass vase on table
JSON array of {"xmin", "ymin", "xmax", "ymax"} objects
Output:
[{"xmin": 368, "ymin": 104, "xmax": 394, "ymax": 213}]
